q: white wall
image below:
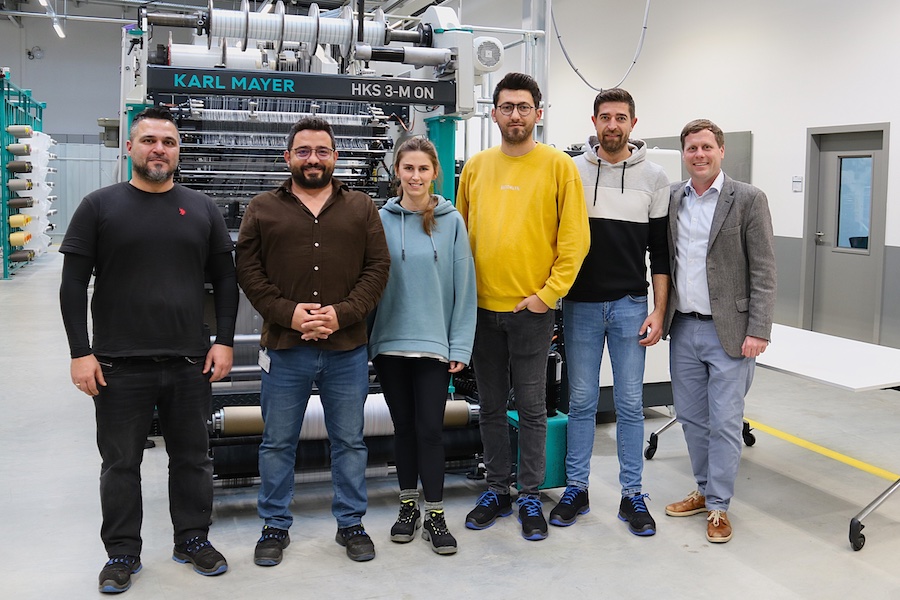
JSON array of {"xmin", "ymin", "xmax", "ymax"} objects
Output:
[
  {"xmin": 0, "ymin": 14, "xmax": 124, "ymax": 136},
  {"xmin": 543, "ymin": 0, "xmax": 900, "ymax": 243}
]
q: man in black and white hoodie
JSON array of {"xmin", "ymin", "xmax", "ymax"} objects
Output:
[{"xmin": 550, "ymin": 88, "xmax": 670, "ymax": 537}]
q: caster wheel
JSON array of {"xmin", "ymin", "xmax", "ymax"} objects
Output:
[
  {"xmin": 850, "ymin": 518, "xmax": 866, "ymax": 551},
  {"xmin": 742, "ymin": 422, "xmax": 756, "ymax": 446},
  {"xmin": 645, "ymin": 433, "xmax": 659, "ymax": 460}
]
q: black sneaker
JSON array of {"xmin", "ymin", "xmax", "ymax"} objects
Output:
[
  {"xmin": 618, "ymin": 493, "xmax": 657, "ymax": 536},
  {"xmin": 549, "ymin": 486, "xmax": 590, "ymax": 527},
  {"xmin": 98, "ymin": 555, "xmax": 141, "ymax": 594},
  {"xmin": 254, "ymin": 525, "xmax": 291, "ymax": 566},
  {"xmin": 335, "ymin": 524, "xmax": 376, "ymax": 562},
  {"xmin": 390, "ymin": 500, "xmax": 421, "ymax": 543},
  {"xmin": 422, "ymin": 510, "xmax": 457, "ymax": 555},
  {"xmin": 465, "ymin": 491, "xmax": 513, "ymax": 530},
  {"xmin": 172, "ymin": 536, "xmax": 228, "ymax": 575},
  {"xmin": 516, "ymin": 496, "xmax": 548, "ymax": 541}
]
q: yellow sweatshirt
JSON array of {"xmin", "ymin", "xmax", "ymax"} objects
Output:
[{"xmin": 457, "ymin": 143, "xmax": 590, "ymax": 312}]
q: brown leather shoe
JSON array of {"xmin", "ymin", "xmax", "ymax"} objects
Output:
[
  {"xmin": 665, "ymin": 491, "xmax": 706, "ymax": 517},
  {"xmin": 706, "ymin": 510, "xmax": 732, "ymax": 543}
]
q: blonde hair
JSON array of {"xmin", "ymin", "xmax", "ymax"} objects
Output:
[{"xmin": 394, "ymin": 137, "xmax": 440, "ymax": 235}]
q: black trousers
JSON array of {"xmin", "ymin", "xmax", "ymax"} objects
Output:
[
  {"xmin": 373, "ymin": 355, "xmax": 449, "ymax": 503},
  {"xmin": 93, "ymin": 356, "xmax": 213, "ymax": 557}
]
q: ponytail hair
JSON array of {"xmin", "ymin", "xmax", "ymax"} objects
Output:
[{"xmin": 394, "ymin": 136, "xmax": 440, "ymax": 235}]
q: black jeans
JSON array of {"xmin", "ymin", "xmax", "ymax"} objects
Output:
[
  {"xmin": 373, "ymin": 355, "xmax": 450, "ymax": 503},
  {"xmin": 472, "ymin": 308, "xmax": 555, "ymax": 496},
  {"xmin": 94, "ymin": 356, "xmax": 213, "ymax": 557}
]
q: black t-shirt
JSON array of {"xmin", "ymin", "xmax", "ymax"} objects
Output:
[{"xmin": 60, "ymin": 182, "xmax": 234, "ymax": 357}]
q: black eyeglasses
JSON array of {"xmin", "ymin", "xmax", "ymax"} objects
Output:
[
  {"xmin": 496, "ymin": 103, "xmax": 535, "ymax": 116},
  {"xmin": 291, "ymin": 146, "xmax": 335, "ymax": 159}
]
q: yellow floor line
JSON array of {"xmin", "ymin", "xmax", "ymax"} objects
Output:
[{"xmin": 745, "ymin": 418, "xmax": 900, "ymax": 482}]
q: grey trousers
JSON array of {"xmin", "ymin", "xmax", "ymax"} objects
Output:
[
  {"xmin": 669, "ymin": 315, "xmax": 755, "ymax": 511},
  {"xmin": 472, "ymin": 308, "xmax": 555, "ymax": 496}
]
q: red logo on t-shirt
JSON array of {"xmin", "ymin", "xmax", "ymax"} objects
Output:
[{"xmin": 179, "ymin": 208, "xmax": 186, "ymax": 216}]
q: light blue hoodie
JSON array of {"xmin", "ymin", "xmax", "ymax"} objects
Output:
[{"xmin": 368, "ymin": 195, "xmax": 477, "ymax": 365}]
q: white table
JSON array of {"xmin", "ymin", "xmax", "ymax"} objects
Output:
[{"xmin": 759, "ymin": 324, "xmax": 900, "ymax": 392}]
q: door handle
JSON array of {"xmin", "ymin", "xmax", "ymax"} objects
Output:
[{"xmin": 815, "ymin": 231, "xmax": 825, "ymax": 245}]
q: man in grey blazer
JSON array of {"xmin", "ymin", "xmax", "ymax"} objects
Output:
[{"xmin": 661, "ymin": 119, "xmax": 776, "ymax": 544}]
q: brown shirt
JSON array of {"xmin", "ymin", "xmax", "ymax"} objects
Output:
[{"xmin": 236, "ymin": 178, "xmax": 390, "ymax": 351}]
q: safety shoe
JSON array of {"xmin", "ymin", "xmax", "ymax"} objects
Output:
[
  {"xmin": 422, "ymin": 510, "xmax": 457, "ymax": 555},
  {"xmin": 335, "ymin": 524, "xmax": 376, "ymax": 562},
  {"xmin": 172, "ymin": 536, "xmax": 228, "ymax": 576},
  {"xmin": 549, "ymin": 486, "xmax": 590, "ymax": 527},
  {"xmin": 665, "ymin": 490, "xmax": 707, "ymax": 517},
  {"xmin": 254, "ymin": 525, "xmax": 290, "ymax": 566},
  {"xmin": 516, "ymin": 495, "xmax": 548, "ymax": 541},
  {"xmin": 390, "ymin": 500, "xmax": 422, "ymax": 543},
  {"xmin": 98, "ymin": 555, "xmax": 141, "ymax": 594},
  {"xmin": 465, "ymin": 490, "xmax": 513, "ymax": 530},
  {"xmin": 618, "ymin": 493, "xmax": 657, "ymax": 536},
  {"xmin": 706, "ymin": 510, "xmax": 733, "ymax": 543}
]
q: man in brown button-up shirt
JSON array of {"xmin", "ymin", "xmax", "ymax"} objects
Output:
[{"xmin": 236, "ymin": 117, "xmax": 389, "ymax": 565}]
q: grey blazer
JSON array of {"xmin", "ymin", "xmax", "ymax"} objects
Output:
[{"xmin": 662, "ymin": 174, "xmax": 777, "ymax": 358}]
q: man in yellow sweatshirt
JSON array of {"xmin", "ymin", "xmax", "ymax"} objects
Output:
[{"xmin": 456, "ymin": 72, "xmax": 590, "ymax": 541}]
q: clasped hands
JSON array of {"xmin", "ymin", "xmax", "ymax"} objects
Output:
[{"xmin": 292, "ymin": 303, "xmax": 339, "ymax": 341}]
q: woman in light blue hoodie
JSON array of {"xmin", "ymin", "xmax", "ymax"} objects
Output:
[{"xmin": 369, "ymin": 137, "xmax": 476, "ymax": 555}]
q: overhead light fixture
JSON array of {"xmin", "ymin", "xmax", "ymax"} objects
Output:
[
  {"xmin": 52, "ymin": 16, "xmax": 65, "ymax": 38},
  {"xmin": 37, "ymin": 0, "xmax": 49, "ymax": 6},
  {"xmin": 258, "ymin": 0, "xmax": 274, "ymax": 14}
]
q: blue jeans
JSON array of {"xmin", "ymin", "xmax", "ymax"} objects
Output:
[
  {"xmin": 94, "ymin": 356, "xmax": 214, "ymax": 557},
  {"xmin": 563, "ymin": 296, "xmax": 648, "ymax": 496},
  {"xmin": 258, "ymin": 344, "xmax": 369, "ymax": 530},
  {"xmin": 472, "ymin": 308, "xmax": 555, "ymax": 496},
  {"xmin": 669, "ymin": 315, "xmax": 755, "ymax": 512}
]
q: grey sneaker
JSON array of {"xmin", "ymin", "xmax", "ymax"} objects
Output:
[
  {"xmin": 390, "ymin": 500, "xmax": 422, "ymax": 543},
  {"xmin": 422, "ymin": 510, "xmax": 457, "ymax": 555}
]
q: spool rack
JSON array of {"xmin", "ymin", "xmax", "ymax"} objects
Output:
[{"xmin": 2, "ymin": 74, "xmax": 46, "ymax": 279}]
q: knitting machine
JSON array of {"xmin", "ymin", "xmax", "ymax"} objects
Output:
[
  {"xmin": 118, "ymin": 1, "xmax": 511, "ymax": 482},
  {"xmin": 120, "ymin": 1, "xmax": 505, "ymax": 221}
]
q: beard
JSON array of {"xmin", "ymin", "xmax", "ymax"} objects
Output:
[
  {"xmin": 133, "ymin": 158, "xmax": 176, "ymax": 183},
  {"xmin": 291, "ymin": 162, "xmax": 334, "ymax": 189},
  {"xmin": 599, "ymin": 132, "xmax": 629, "ymax": 156},
  {"xmin": 500, "ymin": 121, "xmax": 534, "ymax": 145}
]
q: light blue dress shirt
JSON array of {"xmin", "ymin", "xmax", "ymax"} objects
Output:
[{"xmin": 674, "ymin": 170, "xmax": 725, "ymax": 315}]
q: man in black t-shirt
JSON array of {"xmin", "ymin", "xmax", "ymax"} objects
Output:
[{"xmin": 59, "ymin": 107, "xmax": 238, "ymax": 594}]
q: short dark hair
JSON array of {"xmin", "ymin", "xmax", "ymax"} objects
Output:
[
  {"xmin": 287, "ymin": 117, "xmax": 336, "ymax": 151},
  {"xmin": 129, "ymin": 107, "xmax": 177, "ymax": 140},
  {"xmin": 680, "ymin": 119, "xmax": 725, "ymax": 149},
  {"xmin": 492, "ymin": 72, "xmax": 542, "ymax": 108},
  {"xmin": 593, "ymin": 88, "xmax": 635, "ymax": 120}
]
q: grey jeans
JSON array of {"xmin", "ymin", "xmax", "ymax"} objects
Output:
[{"xmin": 472, "ymin": 308, "xmax": 555, "ymax": 496}]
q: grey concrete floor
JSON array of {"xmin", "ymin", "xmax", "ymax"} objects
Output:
[{"xmin": 3, "ymin": 249, "xmax": 900, "ymax": 599}]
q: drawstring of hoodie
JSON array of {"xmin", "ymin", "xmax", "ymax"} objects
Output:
[
  {"xmin": 400, "ymin": 211, "xmax": 406, "ymax": 260},
  {"xmin": 593, "ymin": 160, "xmax": 628, "ymax": 204},
  {"xmin": 398, "ymin": 205, "xmax": 437, "ymax": 262}
]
